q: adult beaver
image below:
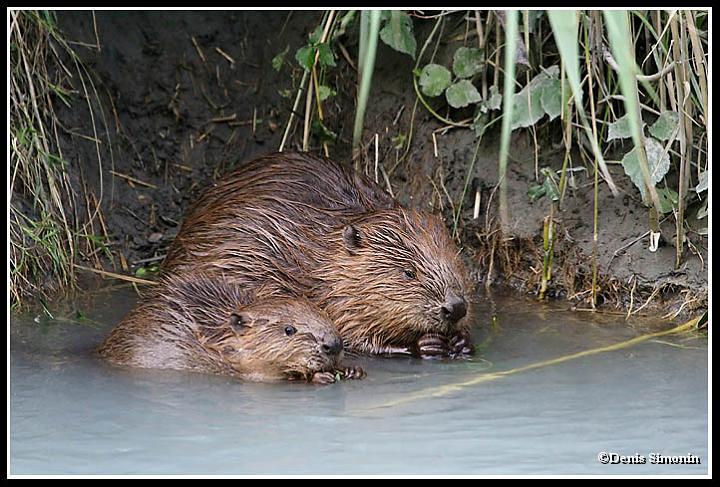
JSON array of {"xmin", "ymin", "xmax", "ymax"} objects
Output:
[
  {"xmin": 163, "ymin": 152, "xmax": 473, "ymax": 358},
  {"xmin": 98, "ymin": 274, "xmax": 365, "ymax": 384}
]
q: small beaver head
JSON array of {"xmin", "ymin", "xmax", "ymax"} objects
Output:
[
  {"xmin": 318, "ymin": 208, "xmax": 471, "ymax": 352},
  {"xmin": 211, "ymin": 298, "xmax": 344, "ymax": 381}
]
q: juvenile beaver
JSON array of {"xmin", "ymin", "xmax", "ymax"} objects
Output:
[
  {"xmin": 163, "ymin": 152, "xmax": 473, "ymax": 358},
  {"xmin": 98, "ymin": 274, "xmax": 365, "ymax": 384}
]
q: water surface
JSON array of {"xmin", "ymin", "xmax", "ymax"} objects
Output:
[{"xmin": 10, "ymin": 287, "xmax": 708, "ymax": 475}]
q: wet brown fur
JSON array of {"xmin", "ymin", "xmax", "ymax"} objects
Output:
[
  {"xmin": 163, "ymin": 152, "xmax": 472, "ymax": 354},
  {"xmin": 97, "ymin": 274, "xmax": 343, "ymax": 381}
]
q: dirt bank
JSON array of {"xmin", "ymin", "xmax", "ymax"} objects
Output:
[{"xmin": 45, "ymin": 11, "xmax": 706, "ymax": 318}]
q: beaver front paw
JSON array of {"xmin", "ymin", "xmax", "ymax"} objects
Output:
[
  {"xmin": 339, "ymin": 366, "xmax": 366, "ymax": 380},
  {"xmin": 311, "ymin": 371, "xmax": 337, "ymax": 384},
  {"xmin": 413, "ymin": 334, "xmax": 450, "ymax": 359},
  {"xmin": 449, "ymin": 332, "xmax": 475, "ymax": 358}
]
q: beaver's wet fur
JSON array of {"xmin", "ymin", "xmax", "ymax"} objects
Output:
[
  {"xmin": 98, "ymin": 274, "xmax": 364, "ymax": 383},
  {"xmin": 163, "ymin": 152, "xmax": 473, "ymax": 357}
]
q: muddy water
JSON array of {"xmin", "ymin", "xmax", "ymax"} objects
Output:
[{"xmin": 10, "ymin": 287, "xmax": 708, "ymax": 475}]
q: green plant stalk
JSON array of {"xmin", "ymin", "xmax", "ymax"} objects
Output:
[
  {"xmin": 311, "ymin": 63, "xmax": 329, "ymax": 157},
  {"xmin": 684, "ymin": 10, "xmax": 708, "ymax": 127},
  {"xmin": 558, "ymin": 61, "xmax": 573, "ymax": 205},
  {"xmin": 393, "ymin": 14, "xmax": 443, "ymax": 169},
  {"xmin": 498, "ymin": 9, "xmax": 518, "ymax": 233},
  {"xmin": 302, "ymin": 10, "xmax": 333, "ymax": 152},
  {"xmin": 358, "ymin": 9, "xmax": 369, "ymax": 80},
  {"xmin": 583, "ymin": 18, "xmax": 601, "ymax": 309},
  {"xmin": 653, "ymin": 11, "xmax": 667, "ymax": 112},
  {"xmin": 353, "ymin": 10, "xmax": 381, "ymax": 168},
  {"xmin": 539, "ymin": 212, "xmax": 554, "ymax": 300},
  {"xmin": 548, "ymin": 10, "xmax": 619, "ymax": 198},
  {"xmin": 279, "ymin": 69, "xmax": 310, "ymax": 152},
  {"xmin": 452, "ymin": 137, "xmax": 482, "ymax": 239},
  {"xmin": 591, "ymin": 142, "xmax": 600, "ymax": 308},
  {"xmin": 585, "ymin": 19, "xmax": 608, "ymax": 309},
  {"xmin": 415, "ymin": 13, "xmax": 443, "ymax": 71},
  {"xmin": 412, "ymin": 77, "xmax": 471, "ymax": 128},
  {"xmin": 451, "ymin": 114, "xmax": 502, "ymax": 238},
  {"xmin": 603, "ymin": 10, "xmax": 663, "ymax": 221},
  {"xmin": 670, "ymin": 12, "xmax": 692, "ymax": 269}
]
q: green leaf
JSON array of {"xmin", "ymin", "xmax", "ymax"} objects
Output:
[
  {"xmin": 318, "ymin": 85, "xmax": 336, "ymax": 101},
  {"xmin": 539, "ymin": 78, "xmax": 562, "ymax": 120},
  {"xmin": 311, "ymin": 119, "xmax": 337, "ymax": 143},
  {"xmin": 446, "ymin": 80, "xmax": 482, "ymax": 109},
  {"xmin": 548, "ymin": 11, "xmax": 582, "ymax": 107},
  {"xmin": 540, "ymin": 167, "xmax": 560, "ymax": 201},
  {"xmin": 295, "ymin": 45, "xmax": 315, "ymax": 71},
  {"xmin": 607, "ymin": 114, "xmax": 636, "ymax": 141},
  {"xmin": 379, "ymin": 11, "xmax": 416, "ymax": 59},
  {"xmin": 525, "ymin": 10, "xmax": 545, "ymax": 33},
  {"xmin": 527, "ymin": 184, "xmax": 546, "ymax": 202},
  {"xmin": 40, "ymin": 10, "xmax": 56, "ymax": 29},
  {"xmin": 621, "ymin": 137, "xmax": 671, "ymax": 201},
  {"xmin": 332, "ymin": 10, "xmax": 357, "ymax": 41},
  {"xmin": 605, "ymin": 10, "xmax": 653, "ymax": 204},
  {"xmin": 316, "ymin": 43, "xmax": 336, "ymax": 68},
  {"xmin": 46, "ymin": 153, "xmax": 68, "ymax": 168},
  {"xmin": 479, "ymin": 85, "xmax": 502, "ymax": 113},
  {"xmin": 472, "ymin": 111, "xmax": 489, "ymax": 138},
  {"xmin": 648, "ymin": 110, "xmax": 680, "ymax": 141},
  {"xmin": 696, "ymin": 171, "xmax": 708, "ymax": 194},
  {"xmin": 308, "ymin": 25, "xmax": 323, "ymax": 44},
  {"xmin": 272, "ymin": 46, "xmax": 289, "ymax": 72},
  {"xmin": 537, "ymin": 65, "xmax": 560, "ymax": 79},
  {"xmin": 295, "ymin": 43, "xmax": 335, "ymax": 70},
  {"xmin": 697, "ymin": 198, "xmax": 707, "ymax": 220},
  {"xmin": 655, "ymin": 187, "xmax": 679, "ymax": 214},
  {"xmin": 452, "ymin": 47, "xmax": 483, "ymax": 79},
  {"xmin": 509, "ymin": 68, "xmax": 561, "ymax": 129},
  {"xmin": 510, "ymin": 82, "xmax": 543, "ymax": 129},
  {"xmin": 391, "ymin": 133, "xmax": 406, "ymax": 150},
  {"xmin": 419, "ymin": 64, "xmax": 452, "ymax": 97}
]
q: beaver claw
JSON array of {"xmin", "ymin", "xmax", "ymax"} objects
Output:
[
  {"xmin": 311, "ymin": 371, "xmax": 337, "ymax": 384},
  {"xmin": 311, "ymin": 366, "xmax": 366, "ymax": 384},
  {"xmin": 413, "ymin": 334, "xmax": 450, "ymax": 359},
  {"xmin": 412, "ymin": 333, "xmax": 474, "ymax": 359},
  {"xmin": 339, "ymin": 366, "xmax": 366, "ymax": 380},
  {"xmin": 449, "ymin": 333, "xmax": 475, "ymax": 358}
]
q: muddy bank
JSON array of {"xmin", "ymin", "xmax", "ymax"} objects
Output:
[
  {"xmin": 45, "ymin": 11, "xmax": 706, "ymax": 318},
  {"xmin": 52, "ymin": 10, "xmax": 314, "ymax": 271}
]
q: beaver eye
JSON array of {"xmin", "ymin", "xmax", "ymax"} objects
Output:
[
  {"xmin": 403, "ymin": 268, "xmax": 417, "ymax": 280},
  {"xmin": 284, "ymin": 325, "xmax": 297, "ymax": 336}
]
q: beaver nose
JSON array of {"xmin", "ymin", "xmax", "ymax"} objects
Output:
[
  {"xmin": 441, "ymin": 295, "xmax": 467, "ymax": 324},
  {"xmin": 321, "ymin": 337, "xmax": 343, "ymax": 356}
]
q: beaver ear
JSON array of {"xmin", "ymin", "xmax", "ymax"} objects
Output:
[
  {"xmin": 228, "ymin": 312, "xmax": 251, "ymax": 334},
  {"xmin": 342, "ymin": 224, "xmax": 362, "ymax": 252}
]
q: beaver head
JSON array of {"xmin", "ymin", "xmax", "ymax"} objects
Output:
[
  {"xmin": 204, "ymin": 298, "xmax": 344, "ymax": 381},
  {"xmin": 315, "ymin": 208, "xmax": 471, "ymax": 353}
]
